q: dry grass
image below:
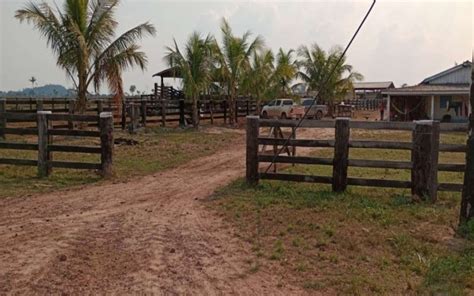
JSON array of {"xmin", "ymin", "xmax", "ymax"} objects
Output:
[
  {"xmin": 210, "ymin": 129, "xmax": 474, "ymax": 295},
  {"xmin": 0, "ymin": 125, "xmax": 234, "ymax": 198}
]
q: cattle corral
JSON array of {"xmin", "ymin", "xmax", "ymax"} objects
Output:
[{"xmin": 246, "ymin": 116, "xmax": 467, "ymax": 201}]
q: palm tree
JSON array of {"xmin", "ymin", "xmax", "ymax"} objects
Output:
[
  {"xmin": 241, "ymin": 49, "xmax": 275, "ymax": 114},
  {"xmin": 129, "ymin": 85, "xmax": 136, "ymax": 96},
  {"xmin": 274, "ymin": 49, "xmax": 298, "ymax": 96},
  {"xmin": 29, "ymin": 76, "xmax": 37, "ymax": 88},
  {"xmin": 165, "ymin": 32, "xmax": 214, "ymax": 127},
  {"xmin": 16, "ymin": 0, "xmax": 156, "ymax": 113},
  {"xmin": 214, "ymin": 18, "xmax": 263, "ymax": 125},
  {"xmin": 297, "ymin": 44, "xmax": 363, "ymax": 113}
]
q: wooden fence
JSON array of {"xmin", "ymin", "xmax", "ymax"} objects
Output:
[
  {"xmin": 0, "ymin": 102, "xmax": 113, "ymax": 177},
  {"xmin": 3, "ymin": 96, "xmax": 258, "ymax": 132},
  {"xmin": 341, "ymin": 98, "xmax": 383, "ymax": 111},
  {"xmin": 246, "ymin": 116, "xmax": 467, "ymax": 202}
]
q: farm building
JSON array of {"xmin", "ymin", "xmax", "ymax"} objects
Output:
[
  {"xmin": 347, "ymin": 81, "xmax": 394, "ymax": 100},
  {"xmin": 382, "ymin": 61, "xmax": 471, "ymax": 122}
]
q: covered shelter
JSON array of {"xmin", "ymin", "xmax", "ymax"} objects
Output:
[
  {"xmin": 382, "ymin": 61, "xmax": 471, "ymax": 122},
  {"xmin": 351, "ymin": 81, "xmax": 394, "ymax": 100}
]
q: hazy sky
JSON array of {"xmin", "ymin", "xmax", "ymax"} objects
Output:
[{"xmin": 0, "ymin": 0, "xmax": 472, "ymax": 93}]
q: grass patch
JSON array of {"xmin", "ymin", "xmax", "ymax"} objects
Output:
[
  {"xmin": 210, "ymin": 129, "xmax": 473, "ymax": 294},
  {"xmin": 0, "ymin": 125, "xmax": 234, "ymax": 198}
]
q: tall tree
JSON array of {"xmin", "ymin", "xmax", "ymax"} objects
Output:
[
  {"xmin": 274, "ymin": 48, "xmax": 298, "ymax": 96},
  {"xmin": 16, "ymin": 0, "xmax": 156, "ymax": 112},
  {"xmin": 165, "ymin": 32, "xmax": 214, "ymax": 127},
  {"xmin": 241, "ymin": 49, "xmax": 275, "ymax": 114},
  {"xmin": 214, "ymin": 18, "xmax": 263, "ymax": 125},
  {"xmin": 460, "ymin": 57, "xmax": 474, "ymax": 226},
  {"xmin": 297, "ymin": 44, "xmax": 362, "ymax": 111},
  {"xmin": 29, "ymin": 76, "xmax": 37, "ymax": 88},
  {"xmin": 129, "ymin": 85, "xmax": 136, "ymax": 95}
]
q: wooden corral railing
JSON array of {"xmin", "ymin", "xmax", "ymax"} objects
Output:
[
  {"xmin": 0, "ymin": 100, "xmax": 113, "ymax": 177},
  {"xmin": 246, "ymin": 116, "xmax": 468, "ymax": 202},
  {"xmin": 3, "ymin": 96, "xmax": 259, "ymax": 132},
  {"xmin": 122, "ymin": 97, "xmax": 258, "ymax": 132},
  {"xmin": 341, "ymin": 98, "xmax": 383, "ymax": 111}
]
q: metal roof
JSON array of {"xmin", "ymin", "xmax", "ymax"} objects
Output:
[
  {"xmin": 353, "ymin": 81, "xmax": 394, "ymax": 90},
  {"xmin": 382, "ymin": 84, "xmax": 469, "ymax": 96},
  {"xmin": 421, "ymin": 60, "xmax": 471, "ymax": 84}
]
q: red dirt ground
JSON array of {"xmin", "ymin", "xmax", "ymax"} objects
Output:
[{"xmin": 0, "ymin": 127, "xmax": 328, "ymax": 295}]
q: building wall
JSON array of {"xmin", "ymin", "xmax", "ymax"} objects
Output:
[
  {"xmin": 431, "ymin": 94, "xmax": 470, "ymax": 121},
  {"xmin": 426, "ymin": 66, "xmax": 471, "ymax": 85}
]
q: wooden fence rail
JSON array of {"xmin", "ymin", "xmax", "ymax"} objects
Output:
[
  {"xmin": 246, "ymin": 116, "xmax": 468, "ymax": 202},
  {"xmin": 0, "ymin": 103, "xmax": 113, "ymax": 177}
]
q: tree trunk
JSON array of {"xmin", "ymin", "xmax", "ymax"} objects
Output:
[
  {"xmin": 228, "ymin": 86, "xmax": 235, "ymax": 125},
  {"xmin": 76, "ymin": 71, "xmax": 88, "ymax": 114},
  {"xmin": 192, "ymin": 94, "xmax": 199, "ymax": 128},
  {"xmin": 460, "ymin": 59, "xmax": 474, "ymax": 225}
]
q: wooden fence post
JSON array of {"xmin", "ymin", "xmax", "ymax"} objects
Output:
[
  {"xmin": 235, "ymin": 100, "xmax": 239, "ymax": 123},
  {"xmin": 0, "ymin": 99, "xmax": 6, "ymax": 139},
  {"xmin": 97, "ymin": 100, "xmax": 103, "ymax": 114},
  {"xmin": 99, "ymin": 112, "xmax": 114, "ymax": 177},
  {"xmin": 246, "ymin": 116, "xmax": 260, "ymax": 185},
  {"xmin": 36, "ymin": 99, "xmax": 44, "ymax": 111},
  {"xmin": 411, "ymin": 120, "xmax": 440, "ymax": 202},
  {"xmin": 140, "ymin": 99, "xmax": 147, "ymax": 127},
  {"xmin": 121, "ymin": 100, "xmax": 127, "ymax": 130},
  {"xmin": 179, "ymin": 99, "xmax": 185, "ymax": 128},
  {"xmin": 37, "ymin": 111, "xmax": 52, "ymax": 178},
  {"xmin": 68, "ymin": 100, "xmax": 75, "ymax": 130},
  {"xmin": 161, "ymin": 99, "xmax": 167, "ymax": 127},
  {"xmin": 223, "ymin": 100, "xmax": 227, "ymax": 124},
  {"xmin": 332, "ymin": 117, "xmax": 350, "ymax": 192}
]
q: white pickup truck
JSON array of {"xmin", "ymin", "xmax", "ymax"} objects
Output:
[
  {"xmin": 301, "ymin": 98, "xmax": 328, "ymax": 120},
  {"xmin": 261, "ymin": 99, "xmax": 305, "ymax": 119}
]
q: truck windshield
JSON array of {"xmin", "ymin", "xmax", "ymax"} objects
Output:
[
  {"xmin": 302, "ymin": 100, "xmax": 315, "ymax": 106},
  {"xmin": 282, "ymin": 100, "xmax": 293, "ymax": 106}
]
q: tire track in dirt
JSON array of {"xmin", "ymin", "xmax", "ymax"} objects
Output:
[{"xmin": 0, "ymin": 127, "xmax": 332, "ymax": 295}]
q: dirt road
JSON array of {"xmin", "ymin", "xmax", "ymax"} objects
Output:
[{"xmin": 0, "ymin": 128, "xmax": 314, "ymax": 295}]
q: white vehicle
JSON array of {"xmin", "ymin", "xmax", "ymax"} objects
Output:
[
  {"xmin": 261, "ymin": 99, "xmax": 305, "ymax": 119},
  {"xmin": 300, "ymin": 98, "xmax": 328, "ymax": 120}
]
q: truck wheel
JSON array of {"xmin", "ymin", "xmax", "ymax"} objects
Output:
[
  {"xmin": 262, "ymin": 111, "xmax": 268, "ymax": 119},
  {"xmin": 281, "ymin": 113, "xmax": 287, "ymax": 119},
  {"xmin": 315, "ymin": 111, "xmax": 323, "ymax": 120}
]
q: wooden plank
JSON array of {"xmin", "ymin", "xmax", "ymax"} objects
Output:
[
  {"xmin": 48, "ymin": 129, "xmax": 100, "ymax": 137},
  {"xmin": 438, "ymin": 163, "xmax": 466, "ymax": 172},
  {"xmin": 350, "ymin": 121, "xmax": 414, "ymax": 130},
  {"xmin": 48, "ymin": 145, "xmax": 101, "ymax": 154},
  {"xmin": 0, "ymin": 158, "xmax": 38, "ymax": 166},
  {"xmin": 439, "ymin": 123, "xmax": 468, "ymax": 132},
  {"xmin": 258, "ymin": 137, "xmax": 335, "ymax": 148},
  {"xmin": 49, "ymin": 161, "xmax": 101, "ymax": 170},
  {"xmin": 438, "ymin": 183, "xmax": 463, "ymax": 192},
  {"xmin": 258, "ymin": 155, "xmax": 333, "ymax": 165},
  {"xmin": 439, "ymin": 143, "xmax": 466, "ymax": 152},
  {"xmin": 0, "ymin": 112, "xmax": 37, "ymax": 121},
  {"xmin": 348, "ymin": 159, "xmax": 412, "ymax": 169},
  {"xmin": 349, "ymin": 140, "xmax": 412, "ymax": 150},
  {"xmin": 2, "ymin": 128, "xmax": 38, "ymax": 135},
  {"xmin": 260, "ymin": 172, "xmax": 333, "ymax": 184},
  {"xmin": 37, "ymin": 111, "xmax": 51, "ymax": 177},
  {"xmin": 259, "ymin": 119, "xmax": 335, "ymax": 128},
  {"xmin": 0, "ymin": 142, "xmax": 38, "ymax": 150},
  {"xmin": 48, "ymin": 114, "xmax": 99, "ymax": 122},
  {"xmin": 347, "ymin": 178, "xmax": 412, "ymax": 188}
]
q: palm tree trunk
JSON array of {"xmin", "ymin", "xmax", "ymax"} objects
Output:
[
  {"xmin": 460, "ymin": 62, "xmax": 474, "ymax": 225},
  {"xmin": 76, "ymin": 70, "xmax": 88, "ymax": 114},
  {"xmin": 229, "ymin": 86, "xmax": 235, "ymax": 125},
  {"xmin": 192, "ymin": 94, "xmax": 199, "ymax": 128}
]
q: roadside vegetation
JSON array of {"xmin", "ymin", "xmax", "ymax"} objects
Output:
[
  {"xmin": 0, "ymin": 126, "xmax": 234, "ymax": 198},
  {"xmin": 210, "ymin": 129, "xmax": 474, "ymax": 294}
]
